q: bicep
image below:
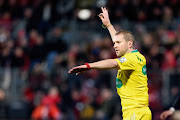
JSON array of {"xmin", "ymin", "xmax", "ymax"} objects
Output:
[{"xmin": 112, "ymin": 59, "xmax": 120, "ymax": 70}]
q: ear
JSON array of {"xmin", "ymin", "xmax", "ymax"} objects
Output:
[{"xmin": 128, "ymin": 40, "xmax": 133, "ymax": 48}]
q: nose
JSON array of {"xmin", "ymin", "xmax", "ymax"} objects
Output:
[{"xmin": 114, "ymin": 43, "xmax": 117, "ymax": 48}]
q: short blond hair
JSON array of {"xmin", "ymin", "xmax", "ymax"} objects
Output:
[{"xmin": 115, "ymin": 30, "xmax": 135, "ymax": 44}]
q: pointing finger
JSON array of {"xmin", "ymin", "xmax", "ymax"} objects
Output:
[
  {"xmin": 68, "ymin": 69, "xmax": 73, "ymax": 74},
  {"xmin": 103, "ymin": 7, "xmax": 105, "ymax": 11},
  {"xmin": 101, "ymin": 7, "xmax": 105, "ymax": 12}
]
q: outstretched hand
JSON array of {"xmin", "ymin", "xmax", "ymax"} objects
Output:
[
  {"xmin": 98, "ymin": 7, "xmax": 111, "ymax": 26},
  {"xmin": 68, "ymin": 65, "xmax": 89, "ymax": 75}
]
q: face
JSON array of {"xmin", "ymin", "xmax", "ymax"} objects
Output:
[{"xmin": 113, "ymin": 34, "xmax": 129, "ymax": 57}]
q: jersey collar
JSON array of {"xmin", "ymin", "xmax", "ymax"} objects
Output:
[{"xmin": 131, "ymin": 49, "xmax": 138, "ymax": 53}]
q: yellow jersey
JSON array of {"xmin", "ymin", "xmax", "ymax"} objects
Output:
[{"xmin": 115, "ymin": 49, "xmax": 149, "ymax": 112}]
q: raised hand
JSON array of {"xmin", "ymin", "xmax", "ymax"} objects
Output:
[
  {"xmin": 68, "ymin": 65, "xmax": 88, "ymax": 75},
  {"xmin": 98, "ymin": 7, "xmax": 111, "ymax": 26}
]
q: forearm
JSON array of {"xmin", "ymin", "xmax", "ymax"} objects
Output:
[
  {"xmin": 107, "ymin": 25, "xmax": 117, "ymax": 41},
  {"xmin": 89, "ymin": 59, "xmax": 118, "ymax": 69},
  {"xmin": 99, "ymin": 7, "xmax": 117, "ymax": 40}
]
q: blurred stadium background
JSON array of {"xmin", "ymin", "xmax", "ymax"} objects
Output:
[{"xmin": 0, "ymin": 0, "xmax": 180, "ymax": 120}]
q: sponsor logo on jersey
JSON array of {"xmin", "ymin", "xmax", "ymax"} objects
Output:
[
  {"xmin": 118, "ymin": 57, "xmax": 127, "ymax": 63},
  {"xmin": 116, "ymin": 78, "xmax": 123, "ymax": 88},
  {"xmin": 142, "ymin": 65, "xmax": 147, "ymax": 75}
]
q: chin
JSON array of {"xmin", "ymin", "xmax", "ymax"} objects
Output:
[{"xmin": 116, "ymin": 54, "xmax": 121, "ymax": 57}]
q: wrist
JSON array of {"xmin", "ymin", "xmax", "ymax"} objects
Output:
[
  {"xmin": 102, "ymin": 24, "xmax": 112, "ymax": 29},
  {"xmin": 106, "ymin": 24, "xmax": 112, "ymax": 28},
  {"xmin": 84, "ymin": 63, "xmax": 91, "ymax": 69}
]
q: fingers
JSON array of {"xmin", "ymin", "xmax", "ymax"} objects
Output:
[
  {"xmin": 68, "ymin": 68, "xmax": 73, "ymax": 74},
  {"xmin": 69, "ymin": 68, "xmax": 79, "ymax": 74},
  {"xmin": 76, "ymin": 72, "xmax": 80, "ymax": 76},
  {"xmin": 76, "ymin": 72, "xmax": 82, "ymax": 76},
  {"xmin": 99, "ymin": 7, "xmax": 108, "ymax": 20},
  {"xmin": 101, "ymin": 7, "xmax": 108, "ymax": 13},
  {"xmin": 103, "ymin": 7, "xmax": 107, "ymax": 12},
  {"xmin": 98, "ymin": 13, "xmax": 104, "ymax": 17},
  {"xmin": 99, "ymin": 7, "xmax": 108, "ymax": 16},
  {"xmin": 98, "ymin": 13, "xmax": 104, "ymax": 20},
  {"xmin": 68, "ymin": 66, "xmax": 88, "ymax": 74},
  {"xmin": 76, "ymin": 70, "xmax": 87, "ymax": 76},
  {"xmin": 68, "ymin": 67, "xmax": 80, "ymax": 74},
  {"xmin": 101, "ymin": 7, "xmax": 104, "ymax": 12}
]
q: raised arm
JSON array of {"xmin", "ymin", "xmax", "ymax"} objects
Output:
[
  {"xmin": 68, "ymin": 59, "xmax": 119, "ymax": 75},
  {"xmin": 99, "ymin": 7, "xmax": 117, "ymax": 41}
]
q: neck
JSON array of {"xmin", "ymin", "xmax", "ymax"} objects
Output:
[{"xmin": 127, "ymin": 48, "xmax": 135, "ymax": 53}]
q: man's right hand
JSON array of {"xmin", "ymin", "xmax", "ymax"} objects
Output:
[
  {"xmin": 98, "ymin": 7, "xmax": 111, "ymax": 27},
  {"xmin": 68, "ymin": 65, "xmax": 88, "ymax": 75}
]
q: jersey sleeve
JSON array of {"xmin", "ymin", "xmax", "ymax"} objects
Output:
[
  {"xmin": 173, "ymin": 95, "xmax": 180, "ymax": 109},
  {"xmin": 115, "ymin": 55, "xmax": 135, "ymax": 71}
]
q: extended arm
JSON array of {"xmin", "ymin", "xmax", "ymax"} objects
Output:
[
  {"xmin": 99, "ymin": 7, "xmax": 117, "ymax": 41},
  {"xmin": 68, "ymin": 59, "xmax": 119, "ymax": 75},
  {"xmin": 89, "ymin": 59, "xmax": 119, "ymax": 69}
]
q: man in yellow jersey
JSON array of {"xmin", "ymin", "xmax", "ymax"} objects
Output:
[{"xmin": 68, "ymin": 7, "xmax": 152, "ymax": 120}]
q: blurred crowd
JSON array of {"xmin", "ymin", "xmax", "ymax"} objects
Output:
[{"xmin": 0, "ymin": 0, "xmax": 180, "ymax": 120}]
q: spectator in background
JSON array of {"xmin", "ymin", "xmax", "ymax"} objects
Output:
[
  {"xmin": 56, "ymin": 0, "xmax": 75, "ymax": 20},
  {"xmin": 31, "ymin": 86, "xmax": 62, "ymax": 120},
  {"xmin": 70, "ymin": 89, "xmax": 84, "ymax": 119},
  {"xmin": 28, "ymin": 30, "xmax": 46, "ymax": 69},
  {"xmin": 0, "ymin": 11, "xmax": 13, "ymax": 31},
  {"xmin": 30, "ymin": 34, "xmax": 46, "ymax": 63},
  {"xmin": 45, "ymin": 26, "xmax": 67, "ymax": 53},
  {"xmin": 28, "ymin": 63, "xmax": 47, "ymax": 91},
  {"xmin": 0, "ymin": 0, "xmax": 5, "ymax": 15},
  {"xmin": 11, "ymin": 47, "xmax": 25, "ymax": 68},
  {"xmin": 162, "ymin": 6, "xmax": 176, "ymax": 30},
  {"xmin": 160, "ymin": 95, "xmax": 180, "ymax": 120},
  {"xmin": 0, "ymin": 45, "xmax": 11, "ymax": 67},
  {"xmin": 0, "ymin": 89, "xmax": 8, "ymax": 119},
  {"xmin": 30, "ymin": 0, "xmax": 58, "ymax": 35},
  {"xmin": 12, "ymin": 7, "xmax": 33, "ymax": 39},
  {"xmin": 7, "ymin": 0, "xmax": 22, "ymax": 18},
  {"xmin": 99, "ymin": 88, "xmax": 121, "ymax": 119}
]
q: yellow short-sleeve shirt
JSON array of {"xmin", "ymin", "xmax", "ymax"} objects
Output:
[{"xmin": 115, "ymin": 49, "xmax": 149, "ymax": 112}]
